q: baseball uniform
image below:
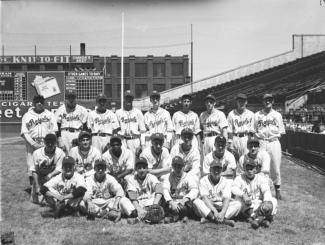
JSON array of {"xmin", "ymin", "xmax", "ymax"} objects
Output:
[
  {"xmin": 227, "ymin": 109, "xmax": 255, "ymax": 158},
  {"xmin": 200, "ymin": 109, "xmax": 228, "ymax": 156},
  {"xmin": 69, "ymin": 146, "xmax": 101, "ymax": 178},
  {"xmin": 172, "ymin": 110, "xmax": 201, "ymax": 149},
  {"xmin": 21, "ymin": 108, "xmax": 58, "ymax": 176},
  {"xmin": 55, "ymin": 104, "xmax": 88, "ymax": 153},
  {"xmin": 202, "ymin": 150, "xmax": 236, "ymax": 178},
  {"xmin": 87, "ymin": 109, "xmax": 119, "ymax": 153},
  {"xmin": 193, "ymin": 176, "xmax": 241, "ymax": 219},
  {"xmin": 254, "ymin": 109, "xmax": 285, "ymax": 186}
]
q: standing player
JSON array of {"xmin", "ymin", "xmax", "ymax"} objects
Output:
[
  {"xmin": 116, "ymin": 90, "xmax": 146, "ymax": 156},
  {"xmin": 200, "ymin": 94, "xmax": 228, "ymax": 156},
  {"xmin": 227, "ymin": 93, "xmax": 255, "ymax": 160},
  {"xmin": 143, "ymin": 91, "xmax": 174, "ymax": 150},
  {"xmin": 169, "ymin": 128, "xmax": 201, "ymax": 179},
  {"xmin": 172, "ymin": 94, "xmax": 201, "ymax": 149},
  {"xmin": 55, "ymin": 90, "xmax": 88, "ymax": 153},
  {"xmin": 87, "ymin": 94, "xmax": 119, "ymax": 153},
  {"xmin": 140, "ymin": 133, "xmax": 171, "ymax": 180},
  {"xmin": 21, "ymin": 95, "xmax": 58, "ymax": 186},
  {"xmin": 255, "ymin": 94, "xmax": 285, "ymax": 200},
  {"xmin": 69, "ymin": 131, "xmax": 101, "ymax": 178}
]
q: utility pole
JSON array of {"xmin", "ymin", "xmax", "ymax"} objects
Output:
[
  {"xmin": 121, "ymin": 12, "xmax": 124, "ymax": 109},
  {"xmin": 191, "ymin": 24, "xmax": 193, "ymax": 94}
]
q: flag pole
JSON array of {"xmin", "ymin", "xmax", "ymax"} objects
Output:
[{"xmin": 121, "ymin": 13, "xmax": 124, "ymax": 109}]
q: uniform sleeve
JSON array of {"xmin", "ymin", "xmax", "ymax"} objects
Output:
[
  {"xmin": 162, "ymin": 175, "xmax": 172, "ymax": 202},
  {"xmin": 194, "ymin": 114, "xmax": 201, "ymax": 134},
  {"xmin": 44, "ymin": 174, "xmax": 60, "ymax": 190},
  {"xmin": 278, "ymin": 113, "xmax": 285, "ymax": 135},
  {"xmin": 231, "ymin": 176, "xmax": 244, "ymax": 197},
  {"xmin": 249, "ymin": 111, "xmax": 255, "ymax": 133},
  {"xmin": 137, "ymin": 110, "xmax": 146, "ymax": 133},
  {"xmin": 222, "ymin": 180, "xmax": 232, "ymax": 199},
  {"xmin": 55, "ymin": 107, "xmax": 62, "ymax": 124},
  {"xmin": 237, "ymin": 156, "xmax": 245, "ymax": 175},
  {"xmin": 111, "ymin": 113, "xmax": 120, "ymax": 130},
  {"xmin": 149, "ymin": 175, "xmax": 160, "ymax": 189},
  {"xmin": 20, "ymin": 114, "xmax": 29, "ymax": 135},
  {"xmin": 83, "ymin": 177, "xmax": 94, "ymax": 200},
  {"xmin": 50, "ymin": 112, "xmax": 58, "ymax": 132},
  {"xmin": 109, "ymin": 176, "xmax": 125, "ymax": 197},
  {"xmin": 227, "ymin": 153, "xmax": 237, "ymax": 171},
  {"xmin": 166, "ymin": 111, "xmax": 174, "ymax": 132},
  {"xmin": 188, "ymin": 150, "xmax": 201, "ymax": 177},
  {"xmin": 172, "ymin": 113, "xmax": 177, "ymax": 132},
  {"xmin": 81, "ymin": 107, "xmax": 88, "ymax": 124},
  {"xmin": 87, "ymin": 112, "xmax": 93, "ymax": 131},
  {"xmin": 55, "ymin": 149, "xmax": 65, "ymax": 172},
  {"xmin": 125, "ymin": 175, "xmax": 137, "ymax": 192},
  {"xmin": 227, "ymin": 112, "xmax": 234, "ymax": 133},
  {"xmin": 199, "ymin": 178, "xmax": 210, "ymax": 197},
  {"xmin": 184, "ymin": 177, "xmax": 199, "ymax": 200},
  {"xmin": 219, "ymin": 111, "xmax": 228, "ymax": 129},
  {"xmin": 161, "ymin": 149, "xmax": 171, "ymax": 168},
  {"xmin": 125, "ymin": 150, "xmax": 135, "ymax": 170},
  {"xmin": 75, "ymin": 174, "xmax": 87, "ymax": 189},
  {"xmin": 202, "ymin": 155, "xmax": 210, "ymax": 176}
]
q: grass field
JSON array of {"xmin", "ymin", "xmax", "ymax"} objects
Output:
[{"xmin": 1, "ymin": 138, "xmax": 325, "ymax": 245}]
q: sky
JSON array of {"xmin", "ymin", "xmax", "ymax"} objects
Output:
[{"xmin": 1, "ymin": 0, "xmax": 325, "ymax": 80}]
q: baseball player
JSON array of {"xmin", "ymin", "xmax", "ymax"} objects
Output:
[
  {"xmin": 193, "ymin": 160, "xmax": 241, "ymax": 226},
  {"xmin": 55, "ymin": 90, "xmax": 88, "ymax": 153},
  {"xmin": 172, "ymin": 94, "xmax": 201, "ymax": 149},
  {"xmin": 116, "ymin": 90, "xmax": 146, "ymax": 156},
  {"xmin": 101, "ymin": 136, "xmax": 134, "ymax": 186},
  {"xmin": 40, "ymin": 156, "xmax": 87, "ymax": 218},
  {"xmin": 162, "ymin": 156, "xmax": 199, "ymax": 223},
  {"xmin": 81, "ymin": 159, "xmax": 135, "ymax": 220},
  {"xmin": 202, "ymin": 136, "xmax": 236, "ymax": 179},
  {"xmin": 227, "ymin": 93, "xmax": 255, "ymax": 160},
  {"xmin": 125, "ymin": 158, "xmax": 163, "ymax": 221},
  {"xmin": 140, "ymin": 133, "xmax": 171, "ymax": 180},
  {"xmin": 21, "ymin": 95, "xmax": 58, "ymax": 186},
  {"xmin": 254, "ymin": 94, "xmax": 285, "ymax": 200},
  {"xmin": 200, "ymin": 94, "xmax": 228, "ymax": 156},
  {"xmin": 143, "ymin": 91, "xmax": 174, "ymax": 150},
  {"xmin": 30, "ymin": 133, "xmax": 65, "ymax": 204},
  {"xmin": 110, "ymin": 101, "xmax": 117, "ymax": 114},
  {"xmin": 169, "ymin": 128, "xmax": 201, "ymax": 179},
  {"xmin": 69, "ymin": 131, "xmax": 101, "ymax": 178},
  {"xmin": 87, "ymin": 93, "xmax": 119, "ymax": 153},
  {"xmin": 231, "ymin": 159, "xmax": 278, "ymax": 229}
]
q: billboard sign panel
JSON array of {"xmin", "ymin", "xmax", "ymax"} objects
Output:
[{"xmin": 0, "ymin": 55, "xmax": 93, "ymax": 64}]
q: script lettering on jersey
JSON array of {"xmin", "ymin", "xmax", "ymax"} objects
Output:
[
  {"xmin": 256, "ymin": 118, "xmax": 277, "ymax": 128},
  {"xmin": 94, "ymin": 117, "xmax": 112, "ymax": 125},
  {"xmin": 234, "ymin": 118, "xmax": 252, "ymax": 128},
  {"xmin": 148, "ymin": 118, "xmax": 165, "ymax": 128},
  {"xmin": 178, "ymin": 119, "xmax": 195, "ymax": 128},
  {"xmin": 205, "ymin": 120, "xmax": 219, "ymax": 128},
  {"xmin": 57, "ymin": 184, "xmax": 74, "ymax": 195},
  {"xmin": 93, "ymin": 187, "xmax": 112, "ymax": 199},
  {"xmin": 61, "ymin": 113, "xmax": 81, "ymax": 122},
  {"xmin": 26, "ymin": 116, "xmax": 51, "ymax": 130},
  {"xmin": 121, "ymin": 116, "xmax": 137, "ymax": 124}
]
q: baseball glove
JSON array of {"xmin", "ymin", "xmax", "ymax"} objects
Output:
[
  {"xmin": 103, "ymin": 208, "xmax": 122, "ymax": 223},
  {"xmin": 143, "ymin": 204, "xmax": 165, "ymax": 224},
  {"xmin": 257, "ymin": 201, "xmax": 273, "ymax": 217}
]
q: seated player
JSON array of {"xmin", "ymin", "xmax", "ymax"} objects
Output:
[
  {"xmin": 193, "ymin": 160, "xmax": 241, "ymax": 227},
  {"xmin": 125, "ymin": 158, "xmax": 163, "ymax": 221},
  {"xmin": 40, "ymin": 156, "xmax": 87, "ymax": 218},
  {"xmin": 202, "ymin": 136, "xmax": 236, "ymax": 179},
  {"xmin": 81, "ymin": 159, "xmax": 135, "ymax": 221},
  {"xmin": 30, "ymin": 133, "xmax": 65, "ymax": 204},
  {"xmin": 140, "ymin": 133, "xmax": 171, "ymax": 180},
  {"xmin": 69, "ymin": 131, "xmax": 101, "ymax": 178},
  {"xmin": 169, "ymin": 128, "xmax": 200, "ymax": 179},
  {"xmin": 162, "ymin": 156, "xmax": 199, "ymax": 223},
  {"xmin": 231, "ymin": 159, "xmax": 278, "ymax": 229},
  {"xmin": 102, "ymin": 136, "xmax": 134, "ymax": 187}
]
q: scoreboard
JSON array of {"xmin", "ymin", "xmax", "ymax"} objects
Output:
[{"xmin": 0, "ymin": 72, "xmax": 27, "ymax": 101}]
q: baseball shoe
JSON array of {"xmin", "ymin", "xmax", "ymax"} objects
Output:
[
  {"xmin": 40, "ymin": 210, "xmax": 55, "ymax": 218},
  {"xmin": 172, "ymin": 215, "xmax": 180, "ymax": 223},
  {"xmin": 182, "ymin": 216, "xmax": 189, "ymax": 223},
  {"xmin": 250, "ymin": 216, "xmax": 264, "ymax": 229},
  {"xmin": 87, "ymin": 212, "xmax": 96, "ymax": 221},
  {"xmin": 164, "ymin": 217, "xmax": 173, "ymax": 224},
  {"xmin": 200, "ymin": 217, "xmax": 208, "ymax": 224},
  {"xmin": 260, "ymin": 219, "xmax": 270, "ymax": 228},
  {"xmin": 275, "ymin": 189, "xmax": 282, "ymax": 200},
  {"xmin": 222, "ymin": 219, "xmax": 235, "ymax": 227},
  {"xmin": 127, "ymin": 218, "xmax": 140, "ymax": 225}
]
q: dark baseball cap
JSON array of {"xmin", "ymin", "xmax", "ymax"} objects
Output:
[
  {"xmin": 150, "ymin": 90, "xmax": 160, "ymax": 99},
  {"xmin": 244, "ymin": 156, "xmax": 258, "ymax": 167},
  {"xmin": 204, "ymin": 94, "xmax": 216, "ymax": 102},
  {"xmin": 181, "ymin": 94, "xmax": 192, "ymax": 100},
  {"xmin": 210, "ymin": 160, "xmax": 222, "ymax": 168},
  {"xmin": 135, "ymin": 157, "xmax": 148, "ymax": 168},
  {"xmin": 181, "ymin": 128, "xmax": 194, "ymax": 137},
  {"xmin": 263, "ymin": 94, "xmax": 273, "ymax": 100},
  {"xmin": 44, "ymin": 133, "xmax": 57, "ymax": 144},
  {"xmin": 94, "ymin": 159, "xmax": 107, "ymax": 168},
  {"xmin": 151, "ymin": 133, "xmax": 164, "ymax": 141},
  {"xmin": 78, "ymin": 131, "xmax": 91, "ymax": 140},
  {"xmin": 62, "ymin": 156, "xmax": 75, "ymax": 167},
  {"xmin": 66, "ymin": 90, "xmax": 77, "ymax": 98},
  {"xmin": 236, "ymin": 93, "xmax": 247, "ymax": 100},
  {"xmin": 247, "ymin": 136, "xmax": 260, "ymax": 146},
  {"xmin": 172, "ymin": 156, "xmax": 185, "ymax": 166},
  {"xmin": 124, "ymin": 90, "xmax": 134, "ymax": 99},
  {"xmin": 33, "ymin": 95, "xmax": 45, "ymax": 104},
  {"xmin": 96, "ymin": 93, "xmax": 108, "ymax": 102},
  {"xmin": 110, "ymin": 136, "xmax": 122, "ymax": 145},
  {"xmin": 215, "ymin": 135, "xmax": 227, "ymax": 146}
]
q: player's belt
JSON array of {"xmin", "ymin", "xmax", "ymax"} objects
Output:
[
  {"xmin": 204, "ymin": 132, "xmax": 218, "ymax": 137},
  {"xmin": 62, "ymin": 128, "xmax": 80, "ymax": 133},
  {"xmin": 123, "ymin": 134, "xmax": 140, "ymax": 140},
  {"xmin": 233, "ymin": 133, "xmax": 248, "ymax": 137},
  {"xmin": 92, "ymin": 133, "xmax": 112, "ymax": 137},
  {"xmin": 260, "ymin": 137, "xmax": 278, "ymax": 143}
]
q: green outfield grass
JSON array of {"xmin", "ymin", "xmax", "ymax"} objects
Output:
[{"xmin": 1, "ymin": 142, "xmax": 325, "ymax": 245}]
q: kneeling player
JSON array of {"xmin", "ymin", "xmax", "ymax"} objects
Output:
[
  {"xmin": 162, "ymin": 156, "xmax": 199, "ymax": 223},
  {"xmin": 193, "ymin": 160, "xmax": 241, "ymax": 227},
  {"xmin": 232, "ymin": 159, "xmax": 277, "ymax": 229},
  {"xmin": 40, "ymin": 156, "xmax": 87, "ymax": 218},
  {"xmin": 82, "ymin": 159, "xmax": 135, "ymax": 222}
]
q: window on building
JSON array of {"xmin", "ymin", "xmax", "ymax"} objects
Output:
[
  {"xmin": 117, "ymin": 63, "xmax": 129, "ymax": 77},
  {"xmin": 104, "ymin": 63, "xmax": 112, "ymax": 77},
  {"xmin": 135, "ymin": 63, "xmax": 147, "ymax": 77},
  {"xmin": 57, "ymin": 65, "xmax": 64, "ymax": 71},
  {"xmin": 135, "ymin": 84, "xmax": 148, "ymax": 98},
  {"xmin": 104, "ymin": 84, "xmax": 113, "ymax": 98},
  {"xmin": 117, "ymin": 83, "xmax": 130, "ymax": 98},
  {"xmin": 153, "ymin": 84, "xmax": 166, "ymax": 92},
  {"xmin": 153, "ymin": 63, "xmax": 165, "ymax": 77},
  {"xmin": 171, "ymin": 63, "xmax": 183, "ymax": 76}
]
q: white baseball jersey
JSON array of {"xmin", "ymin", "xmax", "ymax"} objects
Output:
[
  {"xmin": 144, "ymin": 107, "xmax": 174, "ymax": 134},
  {"xmin": 87, "ymin": 109, "xmax": 119, "ymax": 134},
  {"xmin": 69, "ymin": 146, "xmax": 101, "ymax": 177},
  {"xmin": 102, "ymin": 148, "xmax": 134, "ymax": 176},
  {"xmin": 30, "ymin": 147, "xmax": 65, "ymax": 175},
  {"xmin": 199, "ymin": 175, "xmax": 233, "ymax": 202},
  {"xmin": 169, "ymin": 144, "xmax": 200, "ymax": 178},
  {"xmin": 116, "ymin": 108, "xmax": 146, "ymax": 135},
  {"xmin": 162, "ymin": 172, "xmax": 199, "ymax": 202},
  {"xmin": 231, "ymin": 174, "xmax": 272, "ymax": 202},
  {"xmin": 172, "ymin": 110, "xmax": 201, "ymax": 135},
  {"xmin": 254, "ymin": 109, "xmax": 285, "ymax": 140},
  {"xmin": 21, "ymin": 108, "xmax": 58, "ymax": 140},
  {"xmin": 202, "ymin": 150, "xmax": 236, "ymax": 177},
  {"xmin": 55, "ymin": 104, "xmax": 88, "ymax": 130},
  {"xmin": 125, "ymin": 173, "xmax": 160, "ymax": 200},
  {"xmin": 237, "ymin": 150, "xmax": 270, "ymax": 176},
  {"xmin": 200, "ymin": 109, "xmax": 228, "ymax": 134},
  {"xmin": 84, "ymin": 173, "xmax": 125, "ymax": 200},
  {"xmin": 140, "ymin": 146, "xmax": 170, "ymax": 170},
  {"xmin": 44, "ymin": 172, "xmax": 86, "ymax": 195},
  {"xmin": 227, "ymin": 109, "xmax": 255, "ymax": 134}
]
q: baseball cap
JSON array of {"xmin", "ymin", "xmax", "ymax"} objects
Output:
[
  {"xmin": 181, "ymin": 128, "xmax": 194, "ymax": 137},
  {"xmin": 44, "ymin": 133, "xmax": 57, "ymax": 144},
  {"xmin": 62, "ymin": 156, "xmax": 75, "ymax": 167},
  {"xmin": 172, "ymin": 156, "xmax": 185, "ymax": 166},
  {"xmin": 150, "ymin": 90, "xmax": 160, "ymax": 99},
  {"xmin": 135, "ymin": 157, "xmax": 148, "ymax": 168},
  {"xmin": 96, "ymin": 93, "xmax": 108, "ymax": 102},
  {"xmin": 247, "ymin": 136, "xmax": 260, "ymax": 146},
  {"xmin": 33, "ymin": 95, "xmax": 45, "ymax": 104},
  {"xmin": 78, "ymin": 131, "xmax": 91, "ymax": 141},
  {"xmin": 263, "ymin": 94, "xmax": 273, "ymax": 100},
  {"xmin": 110, "ymin": 136, "xmax": 122, "ymax": 145},
  {"xmin": 66, "ymin": 89, "xmax": 77, "ymax": 98},
  {"xmin": 243, "ymin": 156, "xmax": 258, "ymax": 167},
  {"xmin": 151, "ymin": 133, "xmax": 164, "ymax": 142},
  {"xmin": 236, "ymin": 93, "xmax": 247, "ymax": 100},
  {"xmin": 210, "ymin": 160, "xmax": 222, "ymax": 168},
  {"xmin": 214, "ymin": 135, "xmax": 227, "ymax": 147},
  {"xmin": 204, "ymin": 94, "xmax": 216, "ymax": 102},
  {"xmin": 181, "ymin": 94, "xmax": 192, "ymax": 100},
  {"xmin": 94, "ymin": 159, "xmax": 107, "ymax": 168},
  {"xmin": 124, "ymin": 90, "xmax": 134, "ymax": 99},
  {"xmin": 111, "ymin": 101, "xmax": 116, "ymax": 106}
]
